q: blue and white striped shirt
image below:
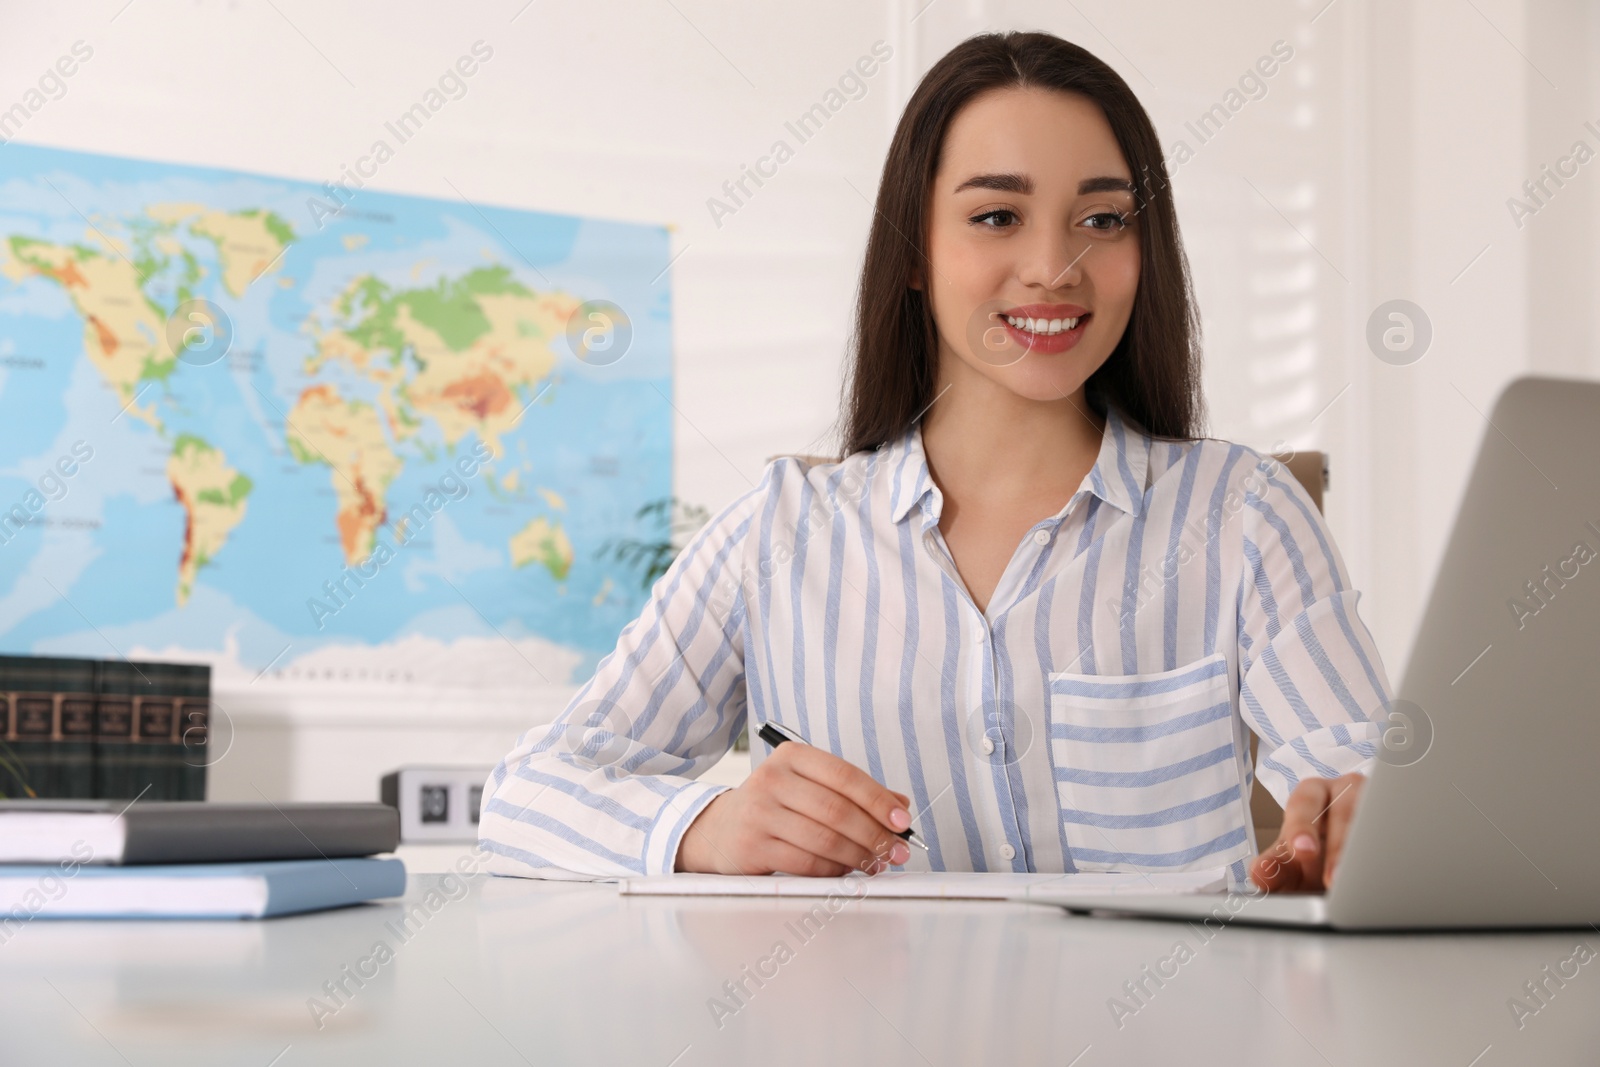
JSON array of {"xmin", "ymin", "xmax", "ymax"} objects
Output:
[{"xmin": 480, "ymin": 405, "xmax": 1393, "ymax": 883}]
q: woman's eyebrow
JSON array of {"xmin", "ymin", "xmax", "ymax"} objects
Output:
[
  {"xmin": 951, "ymin": 172, "xmax": 1136, "ymax": 195},
  {"xmin": 1079, "ymin": 176, "xmax": 1136, "ymax": 195},
  {"xmin": 953, "ymin": 172, "xmax": 1032, "ymax": 194}
]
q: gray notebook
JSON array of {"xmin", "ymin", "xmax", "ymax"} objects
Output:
[{"xmin": 0, "ymin": 800, "xmax": 400, "ymax": 865}]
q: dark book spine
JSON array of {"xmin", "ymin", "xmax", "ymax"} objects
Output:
[
  {"xmin": 0, "ymin": 657, "xmax": 32, "ymax": 798},
  {"xmin": 94, "ymin": 659, "xmax": 139, "ymax": 801},
  {"xmin": 175, "ymin": 663, "xmax": 210, "ymax": 800},
  {"xmin": 1, "ymin": 655, "xmax": 98, "ymax": 799},
  {"xmin": 5, "ymin": 655, "xmax": 57, "ymax": 798},
  {"xmin": 13, "ymin": 687, "xmax": 56, "ymax": 797},
  {"xmin": 130, "ymin": 661, "xmax": 182, "ymax": 800},
  {"xmin": 54, "ymin": 657, "xmax": 97, "ymax": 799}
]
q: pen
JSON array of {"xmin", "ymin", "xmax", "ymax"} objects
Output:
[{"xmin": 756, "ymin": 721, "xmax": 929, "ymax": 852}]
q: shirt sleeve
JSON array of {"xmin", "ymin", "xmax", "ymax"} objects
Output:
[
  {"xmin": 1235, "ymin": 451, "xmax": 1394, "ymax": 808},
  {"xmin": 477, "ymin": 466, "xmax": 773, "ymax": 881}
]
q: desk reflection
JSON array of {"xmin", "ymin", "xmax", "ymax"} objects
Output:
[{"xmin": 0, "ymin": 875, "xmax": 1592, "ymax": 1066}]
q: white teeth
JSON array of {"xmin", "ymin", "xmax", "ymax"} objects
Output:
[{"xmin": 1004, "ymin": 314, "xmax": 1081, "ymax": 336}]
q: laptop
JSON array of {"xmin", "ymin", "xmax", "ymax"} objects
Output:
[{"xmin": 1024, "ymin": 375, "xmax": 1600, "ymax": 930}]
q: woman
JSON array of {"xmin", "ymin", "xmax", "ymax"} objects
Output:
[{"xmin": 479, "ymin": 31, "xmax": 1390, "ymax": 893}]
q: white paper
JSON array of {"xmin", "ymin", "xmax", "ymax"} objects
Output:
[
  {"xmin": 618, "ymin": 868, "xmax": 1229, "ymax": 900},
  {"xmin": 0, "ymin": 874, "xmax": 268, "ymax": 917},
  {"xmin": 0, "ymin": 813, "xmax": 126, "ymax": 864}
]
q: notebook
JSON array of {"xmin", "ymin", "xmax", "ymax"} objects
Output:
[
  {"xmin": 618, "ymin": 869, "xmax": 1229, "ymax": 900},
  {"xmin": 0, "ymin": 857, "xmax": 407, "ymax": 919},
  {"xmin": 0, "ymin": 800, "xmax": 400, "ymax": 865}
]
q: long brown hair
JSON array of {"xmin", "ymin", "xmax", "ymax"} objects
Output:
[{"xmin": 837, "ymin": 31, "xmax": 1205, "ymax": 455}]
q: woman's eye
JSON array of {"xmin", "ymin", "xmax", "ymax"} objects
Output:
[
  {"xmin": 968, "ymin": 209, "xmax": 1018, "ymax": 229},
  {"xmin": 1084, "ymin": 211, "xmax": 1131, "ymax": 233}
]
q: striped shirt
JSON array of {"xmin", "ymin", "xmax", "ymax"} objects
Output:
[{"xmin": 479, "ymin": 404, "xmax": 1393, "ymax": 884}]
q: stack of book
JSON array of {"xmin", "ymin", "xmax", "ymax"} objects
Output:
[
  {"xmin": 0, "ymin": 800, "xmax": 406, "ymax": 921},
  {"xmin": 0, "ymin": 654, "xmax": 209, "ymax": 801}
]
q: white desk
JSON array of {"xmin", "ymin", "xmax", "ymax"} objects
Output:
[{"xmin": 1, "ymin": 873, "xmax": 1591, "ymax": 1065}]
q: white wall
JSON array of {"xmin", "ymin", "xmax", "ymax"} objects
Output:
[
  {"xmin": 3, "ymin": 0, "xmax": 902, "ymax": 800},
  {"xmin": 3, "ymin": 0, "xmax": 1595, "ymax": 799},
  {"xmin": 908, "ymin": 0, "xmax": 1600, "ymax": 675}
]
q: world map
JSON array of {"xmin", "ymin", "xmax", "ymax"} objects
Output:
[{"xmin": 0, "ymin": 143, "xmax": 673, "ymax": 690}]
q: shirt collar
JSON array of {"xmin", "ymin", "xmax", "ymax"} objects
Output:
[{"xmin": 886, "ymin": 404, "xmax": 1151, "ymax": 525}]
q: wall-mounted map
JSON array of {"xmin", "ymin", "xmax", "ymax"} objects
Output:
[{"xmin": 0, "ymin": 143, "xmax": 672, "ymax": 690}]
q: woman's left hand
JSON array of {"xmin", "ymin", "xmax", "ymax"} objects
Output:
[{"xmin": 1248, "ymin": 772, "xmax": 1365, "ymax": 893}]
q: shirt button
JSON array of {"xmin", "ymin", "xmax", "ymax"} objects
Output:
[
  {"xmin": 1000, "ymin": 844, "xmax": 1016, "ymax": 860},
  {"xmin": 973, "ymin": 629, "xmax": 986, "ymax": 645},
  {"xmin": 980, "ymin": 736, "xmax": 995, "ymax": 754},
  {"xmin": 1033, "ymin": 529, "xmax": 1051, "ymax": 545}
]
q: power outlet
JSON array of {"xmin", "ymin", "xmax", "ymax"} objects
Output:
[{"xmin": 380, "ymin": 766, "xmax": 493, "ymax": 843}]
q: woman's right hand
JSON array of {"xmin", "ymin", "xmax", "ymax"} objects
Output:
[{"xmin": 675, "ymin": 742, "xmax": 915, "ymax": 876}]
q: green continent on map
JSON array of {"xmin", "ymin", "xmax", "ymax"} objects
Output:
[
  {"xmin": 1, "ymin": 235, "xmax": 175, "ymax": 429},
  {"xmin": 168, "ymin": 435, "xmax": 252, "ymax": 606},
  {"xmin": 0, "ymin": 141, "xmax": 682, "ymax": 687},
  {"xmin": 0, "ymin": 163, "xmax": 617, "ymax": 624},
  {"xmin": 146, "ymin": 203, "xmax": 294, "ymax": 296},
  {"xmin": 286, "ymin": 385, "xmax": 404, "ymax": 565},
  {"xmin": 305, "ymin": 265, "xmax": 580, "ymax": 457},
  {"xmin": 510, "ymin": 517, "xmax": 573, "ymax": 581}
]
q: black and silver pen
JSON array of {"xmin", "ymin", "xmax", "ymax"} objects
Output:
[{"xmin": 756, "ymin": 721, "xmax": 929, "ymax": 851}]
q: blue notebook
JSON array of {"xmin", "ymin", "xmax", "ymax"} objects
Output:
[{"xmin": 0, "ymin": 857, "xmax": 406, "ymax": 919}]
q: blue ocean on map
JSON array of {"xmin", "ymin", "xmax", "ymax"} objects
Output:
[{"xmin": 0, "ymin": 143, "xmax": 672, "ymax": 687}]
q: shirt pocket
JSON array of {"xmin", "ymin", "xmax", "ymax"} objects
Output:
[{"xmin": 1045, "ymin": 651, "xmax": 1252, "ymax": 873}]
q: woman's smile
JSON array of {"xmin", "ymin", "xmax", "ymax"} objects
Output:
[{"xmin": 995, "ymin": 302, "xmax": 1091, "ymax": 354}]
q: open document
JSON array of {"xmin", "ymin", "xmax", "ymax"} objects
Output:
[{"xmin": 618, "ymin": 869, "xmax": 1230, "ymax": 900}]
